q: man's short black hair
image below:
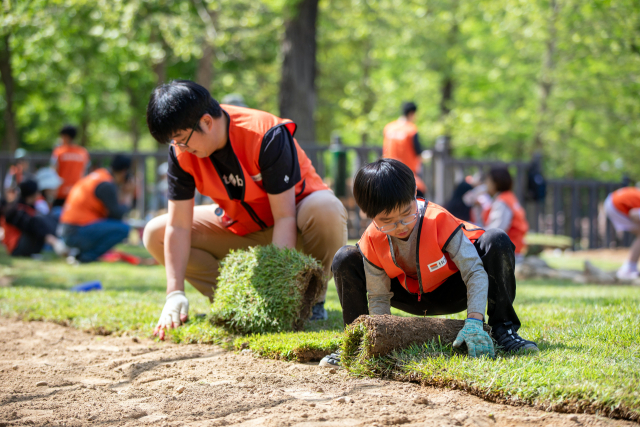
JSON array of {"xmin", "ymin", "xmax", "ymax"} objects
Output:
[
  {"xmin": 146, "ymin": 80, "xmax": 222, "ymax": 144},
  {"xmin": 60, "ymin": 125, "xmax": 77, "ymax": 139},
  {"xmin": 488, "ymin": 166, "xmax": 513, "ymax": 192},
  {"xmin": 111, "ymin": 154, "xmax": 132, "ymax": 172},
  {"xmin": 353, "ymin": 159, "xmax": 416, "ymax": 218},
  {"xmin": 402, "ymin": 101, "xmax": 417, "ymax": 117}
]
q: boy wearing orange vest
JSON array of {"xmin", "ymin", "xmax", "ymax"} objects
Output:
[
  {"xmin": 144, "ymin": 80, "xmax": 347, "ymax": 340},
  {"xmin": 51, "ymin": 125, "xmax": 90, "ymax": 207},
  {"xmin": 382, "ymin": 102, "xmax": 426, "ymax": 197},
  {"xmin": 59, "ymin": 155, "xmax": 132, "ymax": 263},
  {"xmin": 604, "ymin": 187, "xmax": 640, "ymax": 280},
  {"xmin": 482, "ymin": 167, "xmax": 529, "ymax": 257},
  {"xmin": 321, "ymin": 159, "xmax": 537, "ymax": 366}
]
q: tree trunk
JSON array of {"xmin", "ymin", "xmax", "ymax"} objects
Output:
[
  {"xmin": 439, "ymin": 17, "xmax": 458, "ymax": 137},
  {"xmin": 279, "ymin": 0, "xmax": 319, "ymax": 144},
  {"xmin": 533, "ymin": 0, "xmax": 559, "ymax": 154},
  {"xmin": 128, "ymin": 86, "xmax": 141, "ymax": 152},
  {"xmin": 0, "ymin": 34, "xmax": 18, "ymax": 152},
  {"xmin": 196, "ymin": 43, "xmax": 215, "ymax": 92}
]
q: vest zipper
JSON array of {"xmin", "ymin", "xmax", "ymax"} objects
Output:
[
  {"xmin": 241, "ymin": 201, "xmax": 268, "ymax": 230},
  {"xmin": 415, "ymin": 200, "xmax": 427, "ymax": 302}
]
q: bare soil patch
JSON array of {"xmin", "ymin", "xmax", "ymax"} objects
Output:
[{"xmin": 0, "ymin": 318, "xmax": 634, "ymax": 427}]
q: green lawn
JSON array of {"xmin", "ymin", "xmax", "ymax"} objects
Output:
[{"xmin": 0, "ymin": 246, "xmax": 638, "ymax": 420}]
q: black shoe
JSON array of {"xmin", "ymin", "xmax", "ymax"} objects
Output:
[
  {"xmin": 493, "ymin": 322, "xmax": 539, "ymax": 353},
  {"xmin": 309, "ymin": 302, "xmax": 328, "ymax": 321},
  {"xmin": 319, "ymin": 350, "xmax": 341, "ymax": 367}
]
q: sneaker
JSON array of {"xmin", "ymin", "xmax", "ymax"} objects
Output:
[
  {"xmin": 309, "ymin": 302, "xmax": 328, "ymax": 321},
  {"xmin": 319, "ymin": 350, "xmax": 341, "ymax": 367},
  {"xmin": 616, "ymin": 264, "xmax": 638, "ymax": 281},
  {"xmin": 493, "ymin": 322, "xmax": 539, "ymax": 353}
]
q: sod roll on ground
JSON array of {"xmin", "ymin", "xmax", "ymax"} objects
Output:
[
  {"xmin": 211, "ymin": 245, "xmax": 324, "ymax": 334},
  {"xmin": 342, "ymin": 315, "xmax": 492, "ymax": 363}
]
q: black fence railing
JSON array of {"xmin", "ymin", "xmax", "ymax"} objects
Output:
[{"xmin": 0, "ymin": 146, "xmax": 629, "ymax": 249}]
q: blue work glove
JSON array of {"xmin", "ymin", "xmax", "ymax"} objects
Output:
[{"xmin": 453, "ymin": 318, "xmax": 495, "ymax": 358}]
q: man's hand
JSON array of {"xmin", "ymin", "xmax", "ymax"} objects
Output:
[
  {"xmin": 453, "ymin": 318, "xmax": 495, "ymax": 358},
  {"xmin": 154, "ymin": 291, "xmax": 189, "ymax": 341}
]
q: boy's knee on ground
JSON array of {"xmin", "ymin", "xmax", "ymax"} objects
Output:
[{"xmin": 332, "ymin": 245, "xmax": 361, "ymax": 273}]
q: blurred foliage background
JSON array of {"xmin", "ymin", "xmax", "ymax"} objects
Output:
[{"xmin": 1, "ymin": 0, "xmax": 639, "ymax": 180}]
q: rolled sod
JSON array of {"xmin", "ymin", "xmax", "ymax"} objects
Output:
[
  {"xmin": 342, "ymin": 315, "xmax": 492, "ymax": 359},
  {"xmin": 210, "ymin": 245, "xmax": 324, "ymax": 334}
]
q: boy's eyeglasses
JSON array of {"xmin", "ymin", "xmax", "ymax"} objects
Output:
[
  {"xmin": 373, "ymin": 204, "xmax": 419, "ymax": 233},
  {"xmin": 169, "ymin": 118, "xmax": 200, "ymax": 148}
]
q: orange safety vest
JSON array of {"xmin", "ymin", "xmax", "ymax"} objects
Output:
[
  {"xmin": 1, "ymin": 203, "xmax": 36, "ymax": 253},
  {"xmin": 358, "ymin": 201, "xmax": 484, "ymax": 300},
  {"xmin": 175, "ymin": 105, "xmax": 328, "ymax": 236},
  {"xmin": 611, "ymin": 187, "xmax": 640, "ymax": 215},
  {"xmin": 482, "ymin": 191, "xmax": 529, "ymax": 254},
  {"xmin": 52, "ymin": 143, "xmax": 90, "ymax": 199},
  {"xmin": 60, "ymin": 168, "xmax": 112, "ymax": 226},
  {"xmin": 382, "ymin": 119, "xmax": 426, "ymax": 194}
]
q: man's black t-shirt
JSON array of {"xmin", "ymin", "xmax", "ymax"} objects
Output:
[{"xmin": 167, "ymin": 116, "xmax": 301, "ymax": 201}]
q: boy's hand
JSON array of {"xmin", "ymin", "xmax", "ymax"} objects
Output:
[{"xmin": 453, "ymin": 318, "xmax": 495, "ymax": 358}]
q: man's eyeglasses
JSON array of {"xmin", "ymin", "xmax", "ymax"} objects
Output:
[
  {"xmin": 373, "ymin": 202, "xmax": 419, "ymax": 233},
  {"xmin": 169, "ymin": 118, "xmax": 200, "ymax": 148}
]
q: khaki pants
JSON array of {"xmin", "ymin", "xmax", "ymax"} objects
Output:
[{"xmin": 143, "ymin": 190, "xmax": 348, "ymax": 303}]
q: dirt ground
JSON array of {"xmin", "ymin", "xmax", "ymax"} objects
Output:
[{"xmin": 0, "ymin": 318, "xmax": 635, "ymax": 427}]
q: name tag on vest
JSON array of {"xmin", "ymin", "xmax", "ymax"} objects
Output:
[{"xmin": 427, "ymin": 255, "xmax": 447, "ymax": 272}]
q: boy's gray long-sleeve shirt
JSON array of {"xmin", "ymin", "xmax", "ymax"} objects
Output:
[{"xmin": 364, "ymin": 202, "xmax": 489, "ymax": 316}]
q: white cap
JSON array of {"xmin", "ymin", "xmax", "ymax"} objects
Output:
[
  {"xmin": 157, "ymin": 162, "xmax": 169, "ymax": 176},
  {"xmin": 35, "ymin": 167, "xmax": 62, "ymax": 191}
]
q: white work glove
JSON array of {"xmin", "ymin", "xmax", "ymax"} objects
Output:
[
  {"xmin": 52, "ymin": 238, "xmax": 69, "ymax": 257},
  {"xmin": 154, "ymin": 291, "xmax": 189, "ymax": 340}
]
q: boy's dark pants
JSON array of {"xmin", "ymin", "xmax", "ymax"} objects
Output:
[{"xmin": 332, "ymin": 228, "xmax": 521, "ymax": 332}]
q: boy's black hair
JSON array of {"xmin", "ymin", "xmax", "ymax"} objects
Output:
[
  {"xmin": 401, "ymin": 101, "xmax": 417, "ymax": 117},
  {"xmin": 353, "ymin": 159, "xmax": 416, "ymax": 218},
  {"xmin": 146, "ymin": 80, "xmax": 222, "ymax": 144},
  {"xmin": 59, "ymin": 125, "xmax": 77, "ymax": 139},
  {"xmin": 488, "ymin": 166, "xmax": 513, "ymax": 192}
]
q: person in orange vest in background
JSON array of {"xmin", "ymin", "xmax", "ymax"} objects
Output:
[
  {"xmin": 59, "ymin": 155, "xmax": 133, "ymax": 264},
  {"xmin": 482, "ymin": 166, "xmax": 529, "ymax": 261},
  {"xmin": 3, "ymin": 148, "xmax": 31, "ymax": 203},
  {"xmin": 382, "ymin": 101, "xmax": 427, "ymax": 197},
  {"xmin": 321, "ymin": 159, "xmax": 538, "ymax": 367},
  {"xmin": 51, "ymin": 125, "xmax": 90, "ymax": 208},
  {"xmin": 143, "ymin": 80, "xmax": 348, "ymax": 339},
  {"xmin": 1, "ymin": 180, "xmax": 67, "ymax": 257},
  {"xmin": 604, "ymin": 186, "xmax": 640, "ymax": 280}
]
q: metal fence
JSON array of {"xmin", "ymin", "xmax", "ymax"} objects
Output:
[{"xmin": 0, "ymin": 145, "xmax": 630, "ymax": 249}]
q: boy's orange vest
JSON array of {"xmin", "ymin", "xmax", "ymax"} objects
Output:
[
  {"xmin": 52, "ymin": 143, "xmax": 90, "ymax": 199},
  {"xmin": 358, "ymin": 201, "xmax": 484, "ymax": 300},
  {"xmin": 175, "ymin": 105, "xmax": 328, "ymax": 236},
  {"xmin": 1, "ymin": 203, "xmax": 36, "ymax": 253},
  {"xmin": 611, "ymin": 187, "xmax": 640, "ymax": 215},
  {"xmin": 60, "ymin": 168, "xmax": 112, "ymax": 226},
  {"xmin": 382, "ymin": 120, "xmax": 426, "ymax": 193},
  {"xmin": 482, "ymin": 191, "xmax": 529, "ymax": 254}
]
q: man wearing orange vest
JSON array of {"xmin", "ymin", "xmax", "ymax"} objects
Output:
[
  {"xmin": 51, "ymin": 125, "xmax": 90, "ymax": 208},
  {"xmin": 143, "ymin": 80, "xmax": 348, "ymax": 340},
  {"xmin": 482, "ymin": 167, "xmax": 529, "ymax": 258},
  {"xmin": 321, "ymin": 159, "xmax": 537, "ymax": 367},
  {"xmin": 604, "ymin": 186, "xmax": 640, "ymax": 280},
  {"xmin": 1, "ymin": 180, "xmax": 66, "ymax": 257},
  {"xmin": 382, "ymin": 102, "xmax": 427, "ymax": 197},
  {"xmin": 59, "ymin": 155, "xmax": 132, "ymax": 263}
]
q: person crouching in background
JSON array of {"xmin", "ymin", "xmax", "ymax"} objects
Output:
[
  {"xmin": 604, "ymin": 186, "xmax": 640, "ymax": 280},
  {"xmin": 1, "ymin": 180, "xmax": 67, "ymax": 257},
  {"xmin": 483, "ymin": 167, "xmax": 529, "ymax": 261},
  {"xmin": 59, "ymin": 155, "xmax": 133, "ymax": 264}
]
